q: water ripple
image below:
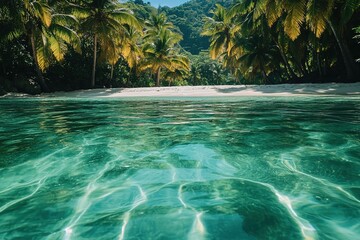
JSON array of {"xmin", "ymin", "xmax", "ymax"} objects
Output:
[{"xmin": 0, "ymin": 97, "xmax": 359, "ymax": 239}]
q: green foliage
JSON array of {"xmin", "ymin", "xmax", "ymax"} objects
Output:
[
  {"xmin": 140, "ymin": 12, "xmax": 190, "ymax": 87},
  {"xmin": 70, "ymin": 0, "xmax": 141, "ymax": 88},
  {"xmin": 0, "ymin": 0, "xmax": 81, "ymax": 92},
  {"xmin": 202, "ymin": 0, "xmax": 360, "ymax": 83},
  {"xmin": 161, "ymin": 0, "xmax": 233, "ymax": 54},
  {"xmin": 187, "ymin": 51, "xmax": 236, "ymax": 85},
  {"xmin": 1, "ymin": 0, "xmax": 359, "ymax": 94}
]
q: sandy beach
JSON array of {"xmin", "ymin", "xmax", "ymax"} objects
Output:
[
  {"xmin": 39, "ymin": 83, "xmax": 360, "ymax": 98},
  {"xmin": 3, "ymin": 82, "xmax": 359, "ymax": 98}
]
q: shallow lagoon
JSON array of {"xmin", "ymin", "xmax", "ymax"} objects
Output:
[{"xmin": 0, "ymin": 96, "xmax": 359, "ymax": 240}]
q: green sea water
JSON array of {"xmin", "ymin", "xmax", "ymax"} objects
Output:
[{"xmin": 0, "ymin": 96, "xmax": 359, "ymax": 240}]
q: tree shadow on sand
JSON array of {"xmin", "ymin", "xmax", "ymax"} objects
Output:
[{"xmin": 215, "ymin": 83, "xmax": 360, "ymax": 96}]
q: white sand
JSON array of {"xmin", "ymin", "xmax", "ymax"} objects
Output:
[{"xmin": 43, "ymin": 83, "xmax": 360, "ymax": 98}]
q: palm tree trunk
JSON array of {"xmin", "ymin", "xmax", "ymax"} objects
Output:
[
  {"xmin": 91, "ymin": 34, "xmax": 97, "ymax": 88},
  {"xmin": 274, "ymin": 39, "xmax": 297, "ymax": 79},
  {"xmin": 305, "ymin": 60, "xmax": 311, "ymax": 73},
  {"xmin": 316, "ymin": 51, "xmax": 323, "ymax": 77},
  {"xmin": 30, "ymin": 33, "xmax": 49, "ymax": 92},
  {"xmin": 260, "ymin": 64, "xmax": 269, "ymax": 84},
  {"xmin": 301, "ymin": 48, "xmax": 309, "ymax": 75},
  {"xmin": 0, "ymin": 61, "xmax": 5, "ymax": 86},
  {"xmin": 323, "ymin": 57, "xmax": 328, "ymax": 76},
  {"xmin": 110, "ymin": 64, "xmax": 114, "ymax": 87},
  {"xmin": 280, "ymin": 53, "xmax": 292, "ymax": 79},
  {"xmin": 294, "ymin": 60, "xmax": 305, "ymax": 77},
  {"xmin": 126, "ymin": 67, "xmax": 132, "ymax": 87},
  {"xmin": 327, "ymin": 20, "xmax": 357, "ymax": 80},
  {"xmin": 0, "ymin": 55, "xmax": 6, "ymax": 76},
  {"xmin": 156, "ymin": 68, "xmax": 161, "ymax": 87}
]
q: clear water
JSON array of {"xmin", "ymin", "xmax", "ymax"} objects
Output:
[{"xmin": 0, "ymin": 97, "xmax": 359, "ymax": 240}]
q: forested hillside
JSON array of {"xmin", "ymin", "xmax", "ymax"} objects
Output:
[{"xmin": 162, "ymin": 0, "xmax": 233, "ymax": 54}]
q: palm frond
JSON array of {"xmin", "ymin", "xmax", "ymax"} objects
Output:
[
  {"xmin": 52, "ymin": 14, "xmax": 79, "ymax": 27},
  {"xmin": 110, "ymin": 9, "xmax": 142, "ymax": 31},
  {"xmin": 340, "ymin": 0, "xmax": 360, "ymax": 26},
  {"xmin": 306, "ymin": 0, "xmax": 334, "ymax": 38},
  {"xmin": 31, "ymin": 1, "xmax": 52, "ymax": 27},
  {"xmin": 282, "ymin": 0, "xmax": 306, "ymax": 40},
  {"xmin": 47, "ymin": 35, "xmax": 65, "ymax": 62}
]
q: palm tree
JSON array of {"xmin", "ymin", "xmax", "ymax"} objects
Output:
[
  {"xmin": 140, "ymin": 12, "xmax": 189, "ymax": 87},
  {"xmin": 0, "ymin": 3, "xmax": 19, "ymax": 78},
  {"xmin": 231, "ymin": 0, "xmax": 359, "ymax": 80},
  {"xmin": 239, "ymin": 35, "xmax": 278, "ymax": 83},
  {"xmin": 324, "ymin": 0, "xmax": 359, "ymax": 80},
  {"xmin": 97, "ymin": 30, "xmax": 122, "ymax": 83},
  {"xmin": 99, "ymin": 24, "xmax": 143, "ymax": 85},
  {"xmin": 164, "ymin": 68, "xmax": 188, "ymax": 86},
  {"xmin": 72, "ymin": 0, "xmax": 141, "ymax": 88},
  {"xmin": 0, "ymin": 2, "xmax": 22, "ymax": 43},
  {"xmin": 202, "ymin": 4, "xmax": 240, "ymax": 60},
  {"xmin": 120, "ymin": 25, "xmax": 143, "ymax": 86},
  {"xmin": 256, "ymin": 0, "xmax": 359, "ymax": 79},
  {"xmin": 144, "ymin": 12, "xmax": 175, "ymax": 38},
  {"xmin": 141, "ymin": 27, "xmax": 190, "ymax": 87},
  {"xmin": 280, "ymin": 0, "xmax": 359, "ymax": 79},
  {"xmin": 2, "ymin": 0, "xmax": 80, "ymax": 92}
]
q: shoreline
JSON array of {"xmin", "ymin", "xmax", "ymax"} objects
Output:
[{"xmin": 2, "ymin": 82, "xmax": 360, "ymax": 98}]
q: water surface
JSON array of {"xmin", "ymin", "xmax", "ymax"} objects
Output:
[{"xmin": 0, "ymin": 97, "xmax": 359, "ymax": 240}]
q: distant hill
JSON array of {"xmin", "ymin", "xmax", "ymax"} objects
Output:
[{"xmin": 161, "ymin": 0, "xmax": 233, "ymax": 54}]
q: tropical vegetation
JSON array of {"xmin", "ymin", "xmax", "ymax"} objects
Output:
[
  {"xmin": 202, "ymin": 0, "xmax": 360, "ymax": 83},
  {"xmin": 0, "ymin": 0, "xmax": 359, "ymax": 95},
  {"xmin": 140, "ymin": 13, "xmax": 190, "ymax": 87}
]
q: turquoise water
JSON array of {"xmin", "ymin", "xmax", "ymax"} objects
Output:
[{"xmin": 0, "ymin": 97, "xmax": 359, "ymax": 240}]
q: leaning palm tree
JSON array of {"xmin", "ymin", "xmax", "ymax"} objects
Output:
[
  {"xmin": 2, "ymin": 0, "xmax": 80, "ymax": 92},
  {"xmin": 71, "ymin": 0, "xmax": 141, "ymax": 88},
  {"xmin": 231, "ymin": 0, "xmax": 359, "ymax": 79},
  {"xmin": 140, "ymin": 28, "xmax": 190, "ymax": 87},
  {"xmin": 284, "ymin": 0, "xmax": 359, "ymax": 80}
]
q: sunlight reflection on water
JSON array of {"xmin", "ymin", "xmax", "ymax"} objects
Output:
[{"xmin": 0, "ymin": 97, "xmax": 359, "ymax": 240}]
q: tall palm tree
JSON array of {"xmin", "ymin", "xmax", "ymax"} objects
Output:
[
  {"xmin": 140, "ymin": 12, "xmax": 189, "ymax": 87},
  {"xmin": 97, "ymin": 30, "xmax": 122, "ymax": 82},
  {"xmin": 120, "ymin": 25, "xmax": 143, "ymax": 85},
  {"xmin": 202, "ymin": 4, "xmax": 240, "ymax": 60},
  {"xmin": 99, "ymin": 24, "xmax": 143, "ymax": 84},
  {"xmin": 278, "ymin": 0, "xmax": 359, "ymax": 79},
  {"xmin": 232, "ymin": 0, "xmax": 359, "ymax": 79},
  {"xmin": 293, "ymin": 0, "xmax": 359, "ymax": 79},
  {"xmin": 325, "ymin": 0, "xmax": 359, "ymax": 80},
  {"xmin": 2, "ymin": 0, "xmax": 80, "ymax": 92},
  {"xmin": 141, "ymin": 28, "xmax": 190, "ymax": 87},
  {"xmin": 72, "ymin": 0, "xmax": 141, "ymax": 88},
  {"xmin": 231, "ymin": 1, "xmax": 297, "ymax": 79}
]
